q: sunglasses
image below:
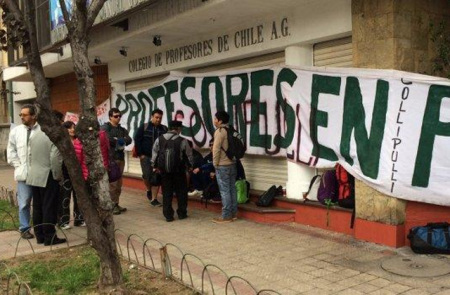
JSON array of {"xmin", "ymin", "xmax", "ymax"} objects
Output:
[{"xmin": 112, "ymin": 115, "xmax": 122, "ymax": 118}]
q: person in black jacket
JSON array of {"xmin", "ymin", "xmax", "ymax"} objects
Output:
[
  {"xmin": 133, "ymin": 109, "xmax": 168, "ymax": 206},
  {"xmin": 101, "ymin": 108, "xmax": 132, "ymax": 215}
]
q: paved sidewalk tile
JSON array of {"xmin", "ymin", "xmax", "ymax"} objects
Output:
[{"xmin": 0, "ymin": 163, "xmax": 449, "ymax": 294}]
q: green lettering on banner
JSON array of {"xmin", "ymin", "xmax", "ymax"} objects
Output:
[
  {"xmin": 226, "ymin": 73, "xmax": 249, "ymax": 139},
  {"xmin": 164, "ymin": 80, "xmax": 179, "ymax": 123},
  {"xmin": 136, "ymin": 91, "xmax": 153, "ymax": 126},
  {"xmin": 340, "ymin": 78, "xmax": 388, "ymax": 179},
  {"xmin": 250, "ymin": 69, "xmax": 274, "ymax": 148},
  {"xmin": 275, "ymin": 68, "xmax": 296, "ymax": 148},
  {"xmin": 310, "ymin": 74, "xmax": 339, "ymax": 161},
  {"xmin": 413, "ymin": 85, "xmax": 450, "ymax": 187},
  {"xmin": 115, "ymin": 94, "xmax": 129, "ymax": 115},
  {"xmin": 125, "ymin": 93, "xmax": 142, "ymax": 133},
  {"xmin": 180, "ymin": 77, "xmax": 205, "ymax": 144},
  {"xmin": 201, "ymin": 77, "xmax": 224, "ymax": 136},
  {"xmin": 148, "ymin": 85, "xmax": 165, "ymax": 109}
]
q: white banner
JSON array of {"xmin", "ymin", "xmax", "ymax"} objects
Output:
[
  {"xmin": 63, "ymin": 99, "xmax": 110, "ymax": 125},
  {"xmin": 112, "ymin": 66, "xmax": 450, "ymax": 206}
]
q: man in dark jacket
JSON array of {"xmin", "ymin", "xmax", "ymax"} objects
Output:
[
  {"xmin": 151, "ymin": 121, "xmax": 193, "ymax": 222},
  {"xmin": 133, "ymin": 109, "xmax": 167, "ymax": 206},
  {"xmin": 101, "ymin": 108, "xmax": 132, "ymax": 215}
]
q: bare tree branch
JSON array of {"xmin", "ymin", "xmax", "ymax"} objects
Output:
[
  {"xmin": 86, "ymin": 0, "xmax": 107, "ymax": 31},
  {"xmin": 3, "ymin": 0, "xmax": 22, "ymax": 23},
  {"xmin": 58, "ymin": 0, "xmax": 74, "ymax": 33}
]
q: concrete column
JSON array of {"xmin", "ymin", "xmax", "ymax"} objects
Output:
[{"xmin": 284, "ymin": 45, "xmax": 316, "ymax": 199}]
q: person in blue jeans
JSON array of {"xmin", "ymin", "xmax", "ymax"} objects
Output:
[
  {"xmin": 7, "ymin": 104, "xmax": 38, "ymax": 239},
  {"xmin": 212, "ymin": 111, "xmax": 238, "ymax": 223}
]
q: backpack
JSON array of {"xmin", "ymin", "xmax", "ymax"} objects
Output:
[
  {"xmin": 303, "ymin": 173, "xmax": 322, "ymax": 202},
  {"xmin": 236, "ymin": 179, "xmax": 250, "ymax": 204},
  {"xmin": 221, "ymin": 126, "xmax": 246, "ymax": 160},
  {"xmin": 408, "ymin": 222, "xmax": 450, "ymax": 254},
  {"xmin": 201, "ymin": 181, "xmax": 221, "ymax": 208},
  {"xmin": 336, "ymin": 164, "xmax": 355, "ymax": 209},
  {"xmin": 132, "ymin": 123, "xmax": 149, "ymax": 158},
  {"xmin": 156, "ymin": 134, "xmax": 185, "ymax": 173},
  {"xmin": 317, "ymin": 170, "xmax": 338, "ymax": 205},
  {"xmin": 256, "ymin": 185, "xmax": 281, "ymax": 207}
]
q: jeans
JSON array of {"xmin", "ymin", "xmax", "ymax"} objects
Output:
[
  {"xmin": 215, "ymin": 164, "xmax": 237, "ymax": 219},
  {"xmin": 109, "ymin": 160, "xmax": 125, "ymax": 204},
  {"xmin": 17, "ymin": 181, "xmax": 33, "ymax": 232}
]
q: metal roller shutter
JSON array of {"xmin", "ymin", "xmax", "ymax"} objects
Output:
[
  {"xmin": 313, "ymin": 36, "xmax": 353, "ymax": 68},
  {"xmin": 124, "ymin": 74, "xmax": 168, "ymax": 175},
  {"xmin": 190, "ymin": 51, "xmax": 287, "ymax": 191}
]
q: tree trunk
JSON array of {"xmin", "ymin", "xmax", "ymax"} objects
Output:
[{"xmin": 1, "ymin": 0, "xmax": 125, "ymax": 293}]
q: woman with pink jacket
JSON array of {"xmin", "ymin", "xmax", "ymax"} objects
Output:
[
  {"xmin": 59, "ymin": 121, "xmax": 109, "ymax": 229},
  {"xmin": 73, "ymin": 128, "xmax": 110, "ymax": 180}
]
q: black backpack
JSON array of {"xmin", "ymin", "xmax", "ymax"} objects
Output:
[
  {"xmin": 256, "ymin": 185, "xmax": 281, "ymax": 207},
  {"xmin": 157, "ymin": 134, "xmax": 185, "ymax": 173},
  {"xmin": 221, "ymin": 126, "xmax": 246, "ymax": 160}
]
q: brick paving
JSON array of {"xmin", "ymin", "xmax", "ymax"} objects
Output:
[{"xmin": 0, "ymin": 163, "xmax": 449, "ymax": 294}]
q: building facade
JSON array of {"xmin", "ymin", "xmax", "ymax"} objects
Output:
[{"xmin": 3, "ymin": 0, "xmax": 450, "ymax": 247}]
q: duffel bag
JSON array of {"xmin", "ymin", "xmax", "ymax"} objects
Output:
[{"xmin": 407, "ymin": 222, "xmax": 450, "ymax": 254}]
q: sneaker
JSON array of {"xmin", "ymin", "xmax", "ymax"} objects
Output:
[
  {"xmin": 60, "ymin": 224, "xmax": 71, "ymax": 230},
  {"xmin": 44, "ymin": 237, "xmax": 67, "ymax": 246},
  {"xmin": 212, "ymin": 217, "xmax": 233, "ymax": 224},
  {"xmin": 195, "ymin": 190, "xmax": 203, "ymax": 197},
  {"xmin": 232, "ymin": 214, "xmax": 238, "ymax": 221},
  {"xmin": 113, "ymin": 205, "xmax": 121, "ymax": 215},
  {"xmin": 150, "ymin": 199, "xmax": 162, "ymax": 207},
  {"xmin": 74, "ymin": 221, "xmax": 86, "ymax": 227},
  {"xmin": 20, "ymin": 230, "xmax": 34, "ymax": 239},
  {"xmin": 117, "ymin": 204, "xmax": 127, "ymax": 212},
  {"xmin": 188, "ymin": 190, "xmax": 199, "ymax": 197},
  {"xmin": 166, "ymin": 217, "xmax": 175, "ymax": 222}
]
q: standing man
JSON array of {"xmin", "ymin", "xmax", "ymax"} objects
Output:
[
  {"xmin": 133, "ymin": 109, "xmax": 167, "ymax": 206},
  {"xmin": 212, "ymin": 111, "xmax": 237, "ymax": 224},
  {"xmin": 26, "ymin": 113, "xmax": 66, "ymax": 246},
  {"xmin": 101, "ymin": 108, "xmax": 132, "ymax": 215},
  {"xmin": 7, "ymin": 104, "xmax": 37, "ymax": 239},
  {"xmin": 151, "ymin": 121, "xmax": 193, "ymax": 222}
]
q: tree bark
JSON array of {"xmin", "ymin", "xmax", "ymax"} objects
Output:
[{"xmin": 2, "ymin": 0, "xmax": 125, "ymax": 293}]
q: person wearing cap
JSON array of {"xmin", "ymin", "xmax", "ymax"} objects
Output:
[{"xmin": 151, "ymin": 121, "xmax": 193, "ymax": 222}]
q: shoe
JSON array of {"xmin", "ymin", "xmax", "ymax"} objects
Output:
[
  {"xmin": 195, "ymin": 190, "xmax": 203, "ymax": 197},
  {"xmin": 44, "ymin": 237, "xmax": 67, "ymax": 246},
  {"xmin": 74, "ymin": 221, "xmax": 86, "ymax": 227},
  {"xmin": 113, "ymin": 205, "xmax": 121, "ymax": 215},
  {"xmin": 20, "ymin": 230, "xmax": 34, "ymax": 239},
  {"xmin": 188, "ymin": 190, "xmax": 199, "ymax": 197},
  {"xmin": 232, "ymin": 215, "xmax": 238, "ymax": 221},
  {"xmin": 60, "ymin": 224, "xmax": 71, "ymax": 230},
  {"xmin": 212, "ymin": 217, "xmax": 233, "ymax": 224},
  {"xmin": 117, "ymin": 204, "xmax": 127, "ymax": 212},
  {"xmin": 166, "ymin": 217, "xmax": 175, "ymax": 222},
  {"xmin": 178, "ymin": 215, "xmax": 188, "ymax": 220},
  {"xmin": 150, "ymin": 199, "xmax": 162, "ymax": 207},
  {"xmin": 36, "ymin": 238, "xmax": 44, "ymax": 244}
]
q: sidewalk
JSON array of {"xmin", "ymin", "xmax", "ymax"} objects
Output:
[{"xmin": 0, "ymin": 162, "xmax": 449, "ymax": 294}]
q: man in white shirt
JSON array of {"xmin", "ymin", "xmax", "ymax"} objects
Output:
[{"xmin": 7, "ymin": 104, "xmax": 37, "ymax": 239}]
